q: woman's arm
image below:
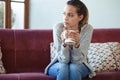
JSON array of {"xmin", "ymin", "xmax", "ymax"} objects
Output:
[
  {"xmin": 72, "ymin": 24, "xmax": 93, "ymax": 62},
  {"xmin": 53, "ymin": 23, "xmax": 70, "ymax": 63}
]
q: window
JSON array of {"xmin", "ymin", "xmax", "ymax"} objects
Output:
[
  {"xmin": 0, "ymin": 0, "xmax": 29, "ymax": 29},
  {"xmin": 0, "ymin": 1, "xmax": 5, "ymax": 28}
]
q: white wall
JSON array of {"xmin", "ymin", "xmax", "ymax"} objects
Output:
[
  {"xmin": 29, "ymin": 0, "xmax": 120, "ymax": 29},
  {"xmin": 82, "ymin": 0, "xmax": 120, "ymax": 28}
]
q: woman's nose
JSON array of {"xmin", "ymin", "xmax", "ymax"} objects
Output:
[{"xmin": 64, "ymin": 15, "xmax": 68, "ymax": 21}]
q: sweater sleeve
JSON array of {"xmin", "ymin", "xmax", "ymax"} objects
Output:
[
  {"xmin": 72, "ymin": 24, "xmax": 93, "ymax": 62},
  {"xmin": 53, "ymin": 23, "xmax": 70, "ymax": 63}
]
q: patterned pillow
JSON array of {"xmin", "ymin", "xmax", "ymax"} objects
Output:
[
  {"xmin": 108, "ymin": 42, "xmax": 120, "ymax": 70},
  {"xmin": 87, "ymin": 42, "xmax": 120, "ymax": 72},
  {"xmin": 50, "ymin": 42, "xmax": 56, "ymax": 61},
  {"xmin": 0, "ymin": 41, "xmax": 6, "ymax": 74}
]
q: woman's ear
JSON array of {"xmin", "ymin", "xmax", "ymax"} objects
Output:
[{"xmin": 79, "ymin": 15, "xmax": 84, "ymax": 21}]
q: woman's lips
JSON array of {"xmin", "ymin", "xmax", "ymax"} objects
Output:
[{"xmin": 64, "ymin": 22, "xmax": 69, "ymax": 26}]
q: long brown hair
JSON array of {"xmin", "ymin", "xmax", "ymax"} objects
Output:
[{"xmin": 67, "ymin": 0, "xmax": 89, "ymax": 31}]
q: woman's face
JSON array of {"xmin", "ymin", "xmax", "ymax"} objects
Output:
[{"xmin": 63, "ymin": 5, "xmax": 82, "ymax": 28}]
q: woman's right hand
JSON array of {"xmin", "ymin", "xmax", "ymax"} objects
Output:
[
  {"xmin": 61, "ymin": 29, "xmax": 80, "ymax": 48},
  {"xmin": 61, "ymin": 30, "xmax": 68, "ymax": 46},
  {"xmin": 61, "ymin": 30, "xmax": 75, "ymax": 48}
]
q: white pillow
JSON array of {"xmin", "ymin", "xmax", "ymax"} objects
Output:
[
  {"xmin": 0, "ymin": 42, "xmax": 6, "ymax": 74},
  {"xmin": 50, "ymin": 42, "xmax": 56, "ymax": 61},
  {"xmin": 109, "ymin": 42, "xmax": 120, "ymax": 70},
  {"xmin": 87, "ymin": 42, "xmax": 120, "ymax": 72}
]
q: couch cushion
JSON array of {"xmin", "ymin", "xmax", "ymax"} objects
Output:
[
  {"xmin": 14, "ymin": 30, "xmax": 53, "ymax": 72},
  {"xmin": 87, "ymin": 42, "xmax": 120, "ymax": 72},
  {"xmin": 110, "ymin": 42, "xmax": 120, "ymax": 70},
  {"xmin": 0, "ymin": 73, "xmax": 55, "ymax": 80},
  {"xmin": 0, "ymin": 29, "xmax": 16, "ymax": 73},
  {"xmin": 83, "ymin": 71, "xmax": 120, "ymax": 80},
  {"xmin": 91, "ymin": 28, "xmax": 120, "ymax": 43},
  {"xmin": 50, "ymin": 42, "xmax": 56, "ymax": 61},
  {"xmin": 0, "ymin": 41, "xmax": 6, "ymax": 74}
]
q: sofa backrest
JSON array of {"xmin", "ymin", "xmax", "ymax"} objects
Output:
[
  {"xmin": 92, "ymin": 28, "xmax": 120, "ymax": 43},
  {"xmin": 0, "ymin": 28, "xmax": 120, "ymax": 73},
  {"xmin": 0, "ymin": 29, "xmax": 15, "ymax": 73},
  {"xmin": 0, "ymin": 29, "xmax": 53, "ymax": 73}
]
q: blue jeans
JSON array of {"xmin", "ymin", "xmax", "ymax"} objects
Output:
[{"xmin": 48, "ymin": 62, "xmax": 90, "ymax": 80}]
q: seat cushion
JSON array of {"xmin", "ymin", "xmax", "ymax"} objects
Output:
[{"xmin": 0, "ymin": 73, "xmax": 55, "ymax": 80}]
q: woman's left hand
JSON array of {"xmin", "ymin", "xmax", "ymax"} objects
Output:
[{"xmin": 67, "ymin": 30, "xmax": 80, "ymax": 47}]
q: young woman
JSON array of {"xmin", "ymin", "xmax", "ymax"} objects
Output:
[{"xmin": 45, "ymin": 0, "xmax": 96, "ymax": 80}]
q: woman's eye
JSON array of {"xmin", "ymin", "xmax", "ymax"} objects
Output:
[
  {"xmin": 68, "ymin": 13, "xmax": 73, "ymax": 17},
  {"xmin": 63, "ymin": 12, "xmax": 74, "ymax": 17}
]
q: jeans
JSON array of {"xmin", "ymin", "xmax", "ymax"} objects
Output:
[{"xmin": 48, "ymin": 62, "xmax": 89, "ymax": 80}]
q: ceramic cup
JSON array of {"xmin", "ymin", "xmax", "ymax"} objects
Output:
[{"xmin": 64, "ymin": 30, "xmax": 76, "ymax": 45}]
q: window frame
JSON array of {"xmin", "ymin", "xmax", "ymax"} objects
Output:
[{"xmin": 5, "ymin": 0, "xmax": 29, "ymax": 29}]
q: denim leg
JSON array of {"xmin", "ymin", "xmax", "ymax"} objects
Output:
[
  {"xmin": 48, "ymin": 62, "xmax": 59, "ymax": 77},
  {"xmin": 70, "ymin": 63, "xmax": 89, "ymax": 80},
  {"xmin": 48, "ymin": 62, "xmax": 69, "ymax": 80}
]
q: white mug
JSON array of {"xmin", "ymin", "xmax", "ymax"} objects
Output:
[{"xmin": 63, "ymin": 30, "xmax": 76, "ymax": 45}]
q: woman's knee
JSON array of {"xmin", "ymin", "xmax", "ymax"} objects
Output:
[
  {"xmin": 57, "ymin": 63, "xmax": 69, "ymax": 80},
  {"xmin": 59, "ymin": 63, "xmax": 69, "ymax": 72},
  {"xmin": 69, "ymin": 63, "xmax": 79, "ymax": 72},
  {"xmin": 69, "ymin": 63, "xmax": 82, "ymax": 80},
  {"xmin": 70, "ymin": 63, "xmax": 89, "ymax": 78}
]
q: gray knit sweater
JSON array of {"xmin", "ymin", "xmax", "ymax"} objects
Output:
[{"xmin": 45, "ymin": 23, "xmax": 96, "ymax": 78}]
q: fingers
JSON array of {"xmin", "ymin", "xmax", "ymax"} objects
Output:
[
  {"xmin": 68, "ymin": 32, "xmax": 80, "ymax": 41},
  {"xmin": 61, "ymin": 30, "xmax": 80, "ymax": 47},
  {"xmin": 61, "ymin": 30, "xmax": 67, "ymax": 43}
]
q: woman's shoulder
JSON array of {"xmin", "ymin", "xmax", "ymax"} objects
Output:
[
  {"xmin": 82, "ymin": 24, "xmax": 93, "ymax": 31},
  {"xmin": 53, "ymin": 22, "xmax": 64, "ymax": 28},
  {"xmin": 53, "ymin": 22, "xmax": 64, "ymax": 31},
  {"xmin": 83, "ymin": 24, "xmax": 93, "ymax": 29}
]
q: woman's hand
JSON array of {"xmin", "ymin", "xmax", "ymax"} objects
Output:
[
  {"xmin": 68, "ymin": 30, "xmax": 80, "ymax": 48},
  {"xmin": 61, "ymin": 30, "xmax": 68, "ymax": 47},
  {"xmin": 67, "ymin": 30, "xmax": 80, "ymax": 43},
  {"xmin": 61, "ymin": 29, "xmax": 80, "ymax": 48}
]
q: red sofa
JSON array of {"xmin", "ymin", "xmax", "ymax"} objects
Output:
[{"xmin": 0, "ymin": 28, "xmax": 120, "ymax": 80}]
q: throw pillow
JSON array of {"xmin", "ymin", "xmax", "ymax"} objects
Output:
[
  {"xmin": 108, "ymin": 42, "xmax": 120, "ymax": 70},
  {"xmin": 0, "ymin": 41, "xmax": 6, "ymax": 74},
  {"xmin": 50, "ymin": 42, "xmax": 56, "ymax": 61},
  {"xmin": 87, "ymin": 42, "xmax": 120, "ymax": 72}
]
